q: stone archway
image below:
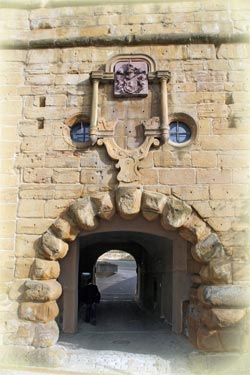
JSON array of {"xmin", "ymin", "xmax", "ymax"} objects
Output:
[{"xmin": 13, "ymin": 187, "xmax": 248, "ymax": 354}]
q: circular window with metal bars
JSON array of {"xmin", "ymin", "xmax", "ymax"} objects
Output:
[
  {"xmin": 70, "ymin": 121, "xmax": 90, "ymax": 143},
  {"xmin": 168, "ymin": 114, "xmax": 197, "ymax": 147},
  {"xmin": 169, "ymin": 121, "xmax": 191, "ymax": 144}
]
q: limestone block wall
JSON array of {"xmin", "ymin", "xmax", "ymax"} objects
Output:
[{"xmin": 0, "ymin": 0, "xmax": 250, "ymax": 361}]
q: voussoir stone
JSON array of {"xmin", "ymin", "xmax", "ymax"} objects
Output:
[
  {"xmin": 32, "ymin": 321, "xmax": 59, "ymax": 348},
  {"xmin": 50, "ymin": 213, "xmax": 80, "ymax": 242},
  {"xmin": 179, "ymin": 213, "xmax": 211, "ymax": 244},
  {"xmin": 142, "ymin": 191, "xmax": 167, "ymax": 221},
  {"xmin": 68, "ymin": 197, "xmax": 98, "ymax": 230},
  {"xmin": 19, "ymin": 301, "xmax": 59, "ymax": 323},
  {"xmin": 39, "ymin": 231, "xmax": 69, "ymax": 260},
  {"xmin": 23, "ymin": 280, "xmax": 62, "ymax": 302},
  {"xmin": 192, "ymin": 233, "xmax": 225, "ymax": 263},
  {"xmin": 31, "ymin": 258, "xmax": 60, "ymax": 280},
  {"xmin": 116, "ymin": 187, "xmax": 142, "ymax": 219},
  {"xmin": 201, "ymin": 308, "xmax": 246, "ymax": 330},
  {"xmin": 200, "ymin": 258, "xmax": 232, "ymax": 284},
  {"xmin": 91, "ymin": 191, "xmax": 115, "ymax": 221},
  {"xmin": 197, "ymin": 285, "xmax": 250, "ymax": 307},
  {"xmin": 161, "ymin": 196, "xmax": 192, "ymax": 228}
]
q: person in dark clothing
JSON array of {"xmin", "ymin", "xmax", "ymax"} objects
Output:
[{"xmin": 81, "ymin": 282, "xmax": 101, "ymax": 325}]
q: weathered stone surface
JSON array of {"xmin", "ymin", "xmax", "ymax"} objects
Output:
[
  {"xmin": 23, "ymin": 280, "xmax": 62, "ymax": 302},
  {"xmin": 116, "ymin": 187, "xmax": 142, "ymax": 219},
  {"xmin": 39, "ymin": 231, "xmax": 69, "ymax": 260},
  {"xmin": 28, "ymin": 345, "xmax": 67, "ymax": 367},
  {"xmin": 8, "ymin": 280, "xmax": 26, "ymax": 301},
  {"xmin": 197, "ymin": 327, "xmax": 222, "ymax": 351},
  {"xmin": 201, "ymin": 308, "xmax": 246, "ymax": 330},
  {"xmin": 161, "ymin": 196, "xmax": 192, "ymax": 228},
  {"xmin": 68, "ymin": 197, "xmax": 98, "ymax": 230},
  {"xmin": 187, "ymin": 303, "xmax": 203, "ymax": 346},
  {"xmin": 91, "ymin": 191, "xmax": 115, "ymax": 221},
  {"xmin": 200, "ymin": 259, "xmax": 232, "ymax": 284},
  {"xmin": 198, "ymin": 285, "xmax": 250, "ymax": 307},
  {"xmin": 50, "ymin": 213, "xmax": 80, "ymax": 242},
  {"xmin": 32, "ymin": 321, "xmax": 59, "ymax": 348},
  {"xmin": 31, "ymin": 258, "xmax": 60, "ymax": 280},
  {"xmin": 19, "ymin": 301, "xmax": 59, "ymax": 322},
  {"xmin": 232, "ymin": 261, "xmax": 250, "ymax": 282},
  {"xmin": 141, "ymin": 190, "xmax": 167, "ymax": 221},
  {"xmin": 15, "ymin": 235, "xmax": 38, "ymax": 258},
  {"xmin": 0, "ymin": 344, "xmax": 35, "ymax": 366},
  {"xmin": 14, "ymin": 258, "xmax": 34, "ymax": 279},
  {"xmin": 218, "ymin": 328, "xmax": 248, "ymax": 352},
  {"xmin": 197, "ymin": 326, "xmax": 247, "ymax": 352},
  {"xmin": 179, "ymin": 213, "xmax": 211, "ymax": 244},
  {"xmin": 4, "ymin": 321, "xmax": 35, "ymax": 346},
  {"xmin": 192, "ymin": 233, "xmax": 225, "ymax": 263}
]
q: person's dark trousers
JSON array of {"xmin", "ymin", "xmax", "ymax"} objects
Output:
[{"xmin": 85, "ymin": 303, "xmax": 97, "ymax": 325}]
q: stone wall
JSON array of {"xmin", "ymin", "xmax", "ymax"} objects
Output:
[{"xmin": 0, "ymin": 0, "xmax": 250, "ymax": 364}]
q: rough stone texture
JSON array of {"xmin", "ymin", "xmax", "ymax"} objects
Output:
[
  {"xmin": 197, "ymin": 326, "xmax": 247, "ymax": 352},
  {"xmin": 28, "ymin": 345, "xmax": 68, "ymax": 367},
  {"xmin": 32, "ymin": 321, "xmax": 59, "ymax": 348},
  {"xmin": 68, "ymin": 197, "xmax": 98, "ymax": 230},
  {"xmin": 91, "ymin": 191, "xmax": 115, "ymax": 221},
  {"xmin": 198, "ymin": 285, "xmax": 250, "ymax": 307},
  {"xmin": 141, "ymin": 190, "xmax": 167, "ymax": 221},
  {"xmin": 179, "ymin": 213, "xmax": 211, "ymax": 244},
  {"xmin": 116, "ymin": 187, "xmax": 142, "ymax": 219},
  {"xmin": 23, "ymin": 280, "xmax": 62, "ymax": 302},
  {"xmin": 38, "ymin": 231, "xmax": 69, "ymax": 260},
  {"xmin": 31, "ymin": 258, "xmax": 60, "ymax": 280},
  {"xmin": 201, "ymin": 308, "xmax": 246, "ymax": 330},
  {"xmin": 8, "ymin": 280, "xmax": 26, "ymax": 301},
  {"xmin": 192, "ymin": 233, "xmax": 225, "ymax": 263},
  {"xmin": 200, "ymin": 258, "xmax": 232, "ymax": 284},
  {"xmin": 232, "ymin": 261, "xmax": 250, "ymax": 282},
  {"xmin": 161, "ymin": 196, "xmax": 192, "ymax": 228},
  {"xmin": 50, "ymin": 213, "xmax": 80, "ymax": 242},
  {"xmin": 19, "ymin": 301, "xmax": 59, "ymax": 322},
  {"xmin": 4, "ymin": 321, "xmax": 35, "ymax": 346}
]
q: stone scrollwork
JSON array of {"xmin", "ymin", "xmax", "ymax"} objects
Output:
[{"xmin": 97, "ymin": 134, "xmax": 160, "ymax": 183}]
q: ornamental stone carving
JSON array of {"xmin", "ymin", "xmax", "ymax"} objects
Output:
[
  {"xmin": 89, "ymin": 54, "xmax": 171, "ymax": 185},
  {"xmin": 114, "ymin": 61, "xmax": 148, "ymax": 97}
]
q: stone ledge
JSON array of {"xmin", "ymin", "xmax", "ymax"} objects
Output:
[{"xmin": 1, "ymin": 33, "xmax": 249, "ymax": 50}]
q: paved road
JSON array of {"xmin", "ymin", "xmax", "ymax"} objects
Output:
[{"xmin": 96, "ymin": 260, "xmax": 137, "ymax": 301}]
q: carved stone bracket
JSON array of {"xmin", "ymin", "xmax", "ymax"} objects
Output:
[{"xmin": 97, "ymin": 135, "xmax": 160, "ymax": 184}]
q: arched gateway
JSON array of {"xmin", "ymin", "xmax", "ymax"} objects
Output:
[{"xmin": 10, "ymin": 187, "xmax": 248, "ymax": 360}]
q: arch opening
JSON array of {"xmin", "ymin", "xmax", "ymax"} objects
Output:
[
  {"xmin": 21, "ymin": 188, "xmax": 232, "ymax": 353},
  {"xmin": 58, "ymin": 223, "xmax": 192, "ymax": 338},
  {"xmin": 95, "ymin": 250, "xmax": 137, "ymax": 303}
]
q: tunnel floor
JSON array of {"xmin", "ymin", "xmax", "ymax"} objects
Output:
[
  {"xmin": 58, "ymin": 261, "xmax": 196, "ymax": 375},
  {"xmin": 59, "ymin": 299, "xmax": 195, "ymax": 374}
]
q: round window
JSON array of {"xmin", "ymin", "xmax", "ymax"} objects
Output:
[
  {"xmin": 169, "ymin": 121, "xmax": 191, "ymax": 144},
  {"xmin": 70, "ymin": 121, "xmax": 90, "ymax": 143}
]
